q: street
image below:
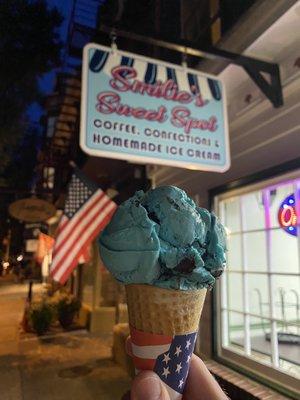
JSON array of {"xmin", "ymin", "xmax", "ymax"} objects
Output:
[{"xmin": 0, "ymin": 278, "xmax": 131, "ymax": 400}]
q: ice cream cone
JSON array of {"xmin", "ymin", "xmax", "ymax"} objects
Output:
[
  {"xmin": 99, "ymin": 186, "xmax": 226, "ymax": 399},
  {"xmin": 126, "ymin": 284, "xmax": 206, "ymax": 335},
  {"xmin": 125, "ymin": 284, "xmax": 207, "ymax": 399}
]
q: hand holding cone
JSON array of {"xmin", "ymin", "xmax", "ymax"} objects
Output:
[{"xmin": 125, "ymin": 284, "xmax": 207, "ymax": 399}]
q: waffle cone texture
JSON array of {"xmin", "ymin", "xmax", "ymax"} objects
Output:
[{"xmin": 125, "ymin": 284, "xmax": 206, "ymax": 336}]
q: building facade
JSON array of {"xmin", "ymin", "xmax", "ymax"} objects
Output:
[{"xmin": 35, "ymin": 1, "xmax": 299, "ymax": 398}]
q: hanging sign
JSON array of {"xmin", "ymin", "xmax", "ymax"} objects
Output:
[
  {"xmin": 278, "ymin": 194, "xmax": 297, "ymax": 236},
  {"xmin": 9, "ymin": 198, "xmax": 56, "ymax": 223},
  {"xmin": 80, "ymin": 43, "xmax": 230, "ymax": 172}
]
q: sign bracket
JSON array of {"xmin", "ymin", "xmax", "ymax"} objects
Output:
[{"xmin": 95, "ymin": 24, "xmax": 283, "ymax": 108}]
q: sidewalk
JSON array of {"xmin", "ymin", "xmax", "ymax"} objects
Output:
[{"xmin": 0, "ymin": 280, "xmax": 131, "ymax": 400}]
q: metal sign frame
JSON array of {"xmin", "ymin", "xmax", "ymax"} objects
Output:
[{"xmin": 95, "ymin": 24, "xmax": 283, "ymax": 108}]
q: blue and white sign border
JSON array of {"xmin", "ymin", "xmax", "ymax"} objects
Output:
[{"xmin": 80, "ymin": 43, "xmax": 230, "ymax": 172}]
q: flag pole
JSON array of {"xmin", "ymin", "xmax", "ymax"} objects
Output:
[{"xmin": 69, "ymin": 161, "xmax": 85, "ymax": 300}]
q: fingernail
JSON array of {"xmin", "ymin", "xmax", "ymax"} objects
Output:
[{"xmin": 132, "ymin": 371, "xmax": 162, "ymax": 400}]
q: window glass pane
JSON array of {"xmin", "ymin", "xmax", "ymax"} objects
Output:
[
  {"xmin": 47, "ymin": 116, "xmax": 56, "ymax": 138},
  {"xmin": 228, "ymin": 310, "xmax": 244, "ymax": 353},
  {"xmin": 274, "ymin": 289, "xmax": 300, "ymax": 380},
  {"xmin": 248, "ymin": 274, "xmax": 270, "ymax": 318},
  {"xmin": 227, "ymin": 272, "xmax": 243, "ymax": 312},
  {"xmin": 249, "ymin": 316, "xmax": 300, "ymax": 378},
  {"xmin": 273, "ymin": 275, "xmax": 300, "ymax": 321},
  {"xmin": 227, "ymin": 234, "xmax": 242, "ymax": 271},
  {"xmin": 250, "ymin": 316, "xmax": 272, "ymax": 366},
  {"xmin": 243, "ymin": 232, "xmax": 267, "ymax": 271},
  {"xmin": 241, "ymin": 191, "xmax": 265, "ymax": 231},
  {"xmin": 222, "ymin": 197, "xmax": 240, "ymax": 233},
  {"xmin": 270, "ymin": 229, "xmax": 298, "ymax": 273}
]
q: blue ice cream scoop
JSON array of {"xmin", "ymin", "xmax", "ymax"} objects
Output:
[{"xmin": 99, "ymin": 186, "xmax": 227, "ymax": 290}]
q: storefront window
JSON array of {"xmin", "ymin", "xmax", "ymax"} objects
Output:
[
  {"xmin": 46, "ymin": 116, "xmax": 57, "ymax": 138},
  {"xmin": 215, "ymin": 172, "xmax": 300, "ymax": 392},
  {"xmin": 43, "ymin": 166, "xmax": 55, "ymax": 189}
]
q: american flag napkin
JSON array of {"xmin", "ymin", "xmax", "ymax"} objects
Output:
[{"xmin": 130, "ymin": 326, "xmax": 197, "ymax": 400}]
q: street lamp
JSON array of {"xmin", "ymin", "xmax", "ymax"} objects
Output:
[{"xmin": 2, "ymin": 261, "xmax": 10, "ymax": 270}]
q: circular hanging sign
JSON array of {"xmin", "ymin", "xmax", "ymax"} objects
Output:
[
  {"xmin": 9, "ymin": 198, "xmax": 56, "ymax": 223},
  {"xmin": 277, "ymin": 194, "xmax": 297, "ymax": 237}
]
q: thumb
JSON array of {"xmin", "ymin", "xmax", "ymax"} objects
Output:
[{"xmin": 131, "ymin": 370, "xmax": 170, "ymax": 400}]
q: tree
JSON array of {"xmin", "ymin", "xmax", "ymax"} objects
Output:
[
  {"xmin": 0, "ymin": 0, "xmax": 63, "ymax": 181},
  {"xmin": 4, "ymin": 125, "xmax": 42, "ymax": 190}
]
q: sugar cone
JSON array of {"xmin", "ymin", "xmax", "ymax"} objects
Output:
[
  {"xmin": 126, "ymin": 284, "xmax": 206, "ymax": 336},
  {"xmin": 126, "ymin": 284, "xmax": 206, "ymax": 399}
]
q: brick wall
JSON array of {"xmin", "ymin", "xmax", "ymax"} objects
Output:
[{"xmin": 205, "ymin": 360, "xmax": 290, "ymax": 400}]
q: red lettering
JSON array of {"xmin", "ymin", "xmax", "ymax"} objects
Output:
[
  {"xmin": 107, "ymin": 67, "xmax": 207, "ymax": 107},
  {"xmin": 110, "ymin": 66, "xmax": 137, "ymax": 91},
  {"xmin": 115, "ymin": 104, "xmax": 132, "ymax": 116},
  {"xmin": 96, "ymin": 91, "xmax": 167, "ymax": 123},
  {"xmin": 281, "ymin": 206, "xmax": 297, "ymax": 227},
  {"xmin": 131, "ymin": 108, "xmax": 146, "ymax": 119},
  {"xmin": 131, "ymin": 80, "xmax": 147, "ymax": 95},
  {"xmin": 151, "ymin": 106, "xmax": 167, "ymax": 122},
  {"xmin": 194, "ymin": 94, "xmax": 207, "ymax": 107},
  {"xmin": 171, "ymin": 107, "xmax": 191, "ymax": 132},
  {"xmin": 175, "ymin": 91, "xmax": 192, "ymax": 103},
  {"xmin": 171, "ymin": 107, "xmax": 218, "ymax": 134},
  {"xmin": 96, "ymin": 91, "xmax": 120, "ymax": 114},
  {"xmin": 208, "ymin": 116, "xmax": 218, "ymax": 132},
  {"xmin": 161, "ymin": 80, "xmax": 178, "ymax": 100}
]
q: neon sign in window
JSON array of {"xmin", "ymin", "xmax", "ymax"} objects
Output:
[{"xmin": 278, "ymin": 194, "xmax": 297, "ymax": 236}]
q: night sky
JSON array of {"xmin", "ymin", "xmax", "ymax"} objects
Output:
[{"xmin": 27, "ymin": 0, "xmax": 73, "ymax": 124}]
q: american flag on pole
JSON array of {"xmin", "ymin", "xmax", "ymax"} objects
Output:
[
  {"xmin": 50, "ymin": 168, "xmax": 117, "ymax": 284},
  {"xmin": 130, "ymin": 326, "xmax": 197, "ymax": 400}
]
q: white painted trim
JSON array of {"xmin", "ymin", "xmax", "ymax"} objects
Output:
[
  {"xmin": 221, "ymin": 308, "xmax": 300, "ymax": 328},
  {"xmin": 214, "ymin": 172, "xmax": 300, "ymax": 394},
  {"xmin": 215, "ymin": 169, "xmax": 300, "ymax": 202}
]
